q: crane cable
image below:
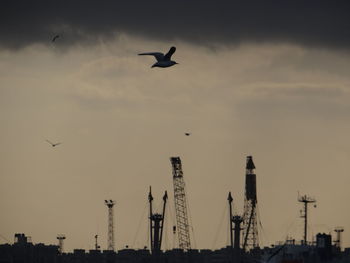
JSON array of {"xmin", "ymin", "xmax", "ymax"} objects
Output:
[
  {"xmin": 256, "ymin": 203, "xmax": 269, "ymax": 246},
  {"xmin": 166, "ymin": 199, "xmax": 177, "ymax": 249},
  {"xmin": 0, "ymin": 234, "xmax": 10, "ymax": 243},
  {"xmin": 211, "ymin": 202, "xmax": 228, "ymax": 249},
  {"xmin": 184, "ymin": 185, "xmax": 197, "ymax": 249},
  {"xmin": 131, "ymin": 201, "xmax": 149, "ymax": 249}
]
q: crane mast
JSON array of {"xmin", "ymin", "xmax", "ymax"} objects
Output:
[
  {"xmin": 170, "ymin": 157, "xmax": 191, "ymax": 250},
  {"xmin": 148, "ymin": 187, "xmax": 168, "ymax": 254}
]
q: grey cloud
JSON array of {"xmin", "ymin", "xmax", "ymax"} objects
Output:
[
  {"xmin": 252, "ymin": 84, "xmax": 347, "ymax": 99},
  {"xmin": 1, "ymin": 1, "xmax": 350, "ymax": 50}
]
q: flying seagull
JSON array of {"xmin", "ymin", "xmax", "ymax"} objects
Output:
[
  {"xmin": 52, "ymin": 35, "xmax": 60, "ymax": 42},
  {"xmin": 185, "ymin": 133, "xmax": 191, "ymax": 136},
  {"xmin": 46, "ymin": 140, "xmax": 62, "ymax": 147},
  {"xmin": 138, "ymin": 46, "xmax": 178, "ymax": 68}
]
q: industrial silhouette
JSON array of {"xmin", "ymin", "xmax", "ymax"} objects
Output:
[
  {"xmin": 1, "ymin": 156, "xmax": 349, "ymax": 263},
  {"xmin": 242, "ymin": 156, "xmax": 259, "ymax": 251},
  {"xmin": 170, "ymin": 157, "xmax": 191, "ymax": 250},
  {"xmin": 148, "ymin": 187, "xmax": 168, "ymax": 255},
  {"xmin": 104, "ymin": 200, "xmax": 115, "ymax": 251},
  {"xmin": 298, "ymin": 193, "xmax": 317, "ymax": 244}
]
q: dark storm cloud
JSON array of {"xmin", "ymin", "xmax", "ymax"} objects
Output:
[{"xmin": 1, "ymin": 1, "xmax": 350, "ymax": 50}]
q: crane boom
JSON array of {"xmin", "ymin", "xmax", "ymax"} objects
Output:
[{"xmin": 170, "ymin": 157, "xmax": 191, "ymax": 250}]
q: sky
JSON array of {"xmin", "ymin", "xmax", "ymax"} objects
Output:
[{"xmin": 1, "ymin": 1, "xmax": 350, "ymax": 252}]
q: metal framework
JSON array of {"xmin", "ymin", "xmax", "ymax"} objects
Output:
[
  {"xmin": 105, "ymin": 200, "xmax": 115, "ymax": 251},
  {"xmin": 242, "ymin": 156, "xmax": 259, "ymax": 251},
  {"xmin": 170, "ymin": 157, "xmax": 191, "ymax": 250},
  {"xmin": 228, "ymin": 192, "xmax": 243, "ymax": 250},
  {"xmin": 298, "ymin": 194, "xmax": 316, "ymax": 244},
  {"xmin": 148, "ymin": 187, "xmax": 168, "ymax": 254}
]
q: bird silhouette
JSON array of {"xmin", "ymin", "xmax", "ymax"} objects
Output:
[
  {"xmin": 138, "ymin": 46, "xmax": 178, "ymax": 68},
  {"xmin": 46, "ymin": 140, "xmax": 62, "ymax": 147},
  {"xmin": 52, "ymin": 35, "xmax": 60, "ymax": 42},
  {"xmin": 185, "ymin": 133, "xmax": 191, "ymax": 136}
]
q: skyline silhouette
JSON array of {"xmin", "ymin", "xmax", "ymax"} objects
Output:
[{"xmin": 0, "ymin": 1, "xmax": 350, "ymax": 253}]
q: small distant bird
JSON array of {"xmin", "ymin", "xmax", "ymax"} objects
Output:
[
  {"xmin": 185, "ymin": 133, "xmax": 191, "ymax": 136},
  {"xmin": 138, "ymin": 46, "xmax": 178, "ymax": 68},
  {"xmin": 46, "ymin": 139, "xmax": 61, "ymax": 147},
  {"xmin": 52, "ymin": 35, "xmax": 60, "ymax": 42}
]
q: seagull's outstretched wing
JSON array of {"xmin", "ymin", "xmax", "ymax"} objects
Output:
[
  {"xmin": 138, "ymin": 52, "xmax": 164, "ymax": 62},
  {"xmin": 46, "ymin": 139, "xmax": 54, "ymax": 146},
  {"xmin": 53, "ymin": 142, "xmax": 62, "ymax": 147},
  {"xmin": 164, "ymin": 46, "xmax": 176, "ymax": 61},
  {"xmin": 52, "ymin": 35, "xmax": 59, "ymax": 42}
]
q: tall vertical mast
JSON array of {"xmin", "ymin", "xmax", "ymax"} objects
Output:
[
  {"xmin": 149, "ymin": 187, "xmax": 167, "ymax": 254},
  {"xmin": 104, "ymin": 200, "xmax": 115, "ymax": 251},
  {"xmin": 228, "ymin": 192, "xmax": 243, "ymax": 250},
  {"xmin": 148, "ymin": 187, "xmax": 154, "ymax": 250},
  {"xmin": 298, "ymin": 194, "xmax": 316, "ymax": 244},
  {"xmin": 242, "ymin": 156, "xmax": 259, "ymax": 250},
  {"xmin": 170, "ymin": 157, "xmax": 191, "ymax": 250},
  {"xmin": 233, "ymin": 216, "xmax": 243, "ymax": 250},
  {"xmin": 159, "ymin": 191, "xmax": 168, "ymax": 247},
  {"xmin": 228, "ymin": 192, "xmax": 234, "ymax": 248}
]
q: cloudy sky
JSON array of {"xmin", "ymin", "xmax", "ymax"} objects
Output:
[{"xmin": 1, "ymin": 1, "xmax": 350, "ymax": 251}]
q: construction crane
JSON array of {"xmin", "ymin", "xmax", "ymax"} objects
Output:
[
  {"xmin": 170, "ymin": 157, "xmax": 191, "ymax": 250},
  {"xmin": 242, "ymin": 156, "xmax": 259, "ymax": 251}
]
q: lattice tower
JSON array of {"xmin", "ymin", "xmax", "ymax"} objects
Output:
[
  {"xmin": 242, "ymin": 156, "xmax": 259, "ymax": 251},
  {"xmin": 170, "ymin": 157, "xmax": 191, "ymax": 250},
  {"xmin": 105, "ymin": 200, "xmax": 115, "ymax": 251}
]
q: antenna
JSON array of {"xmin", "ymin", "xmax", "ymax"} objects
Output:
[{"xmin": 298, "ymin": 194, "xmax": 316, "ymax": 244}]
